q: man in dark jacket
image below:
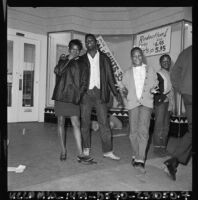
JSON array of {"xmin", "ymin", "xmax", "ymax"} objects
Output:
[
  {"xmin": 79, "ymin": 34, "xmax": 123, "ymax": 160},
  {"xmin": 163, "ymin": 45, "xmax": 192, "ymax": 180}
]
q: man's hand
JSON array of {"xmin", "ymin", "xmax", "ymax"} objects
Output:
[
  {"xmin": 117, "ymin": 87, "xmax": 128, "ymax": 98},
  {"xmin": 150, "ymin": 86, "xmax": 160, "ymax": 94},
  {"xmin": 116, "ymin": 94, "xmax": 124, "ymax": 108},
  {"xmin": 122, "ymin": 87, "xmax": 128, "ymax": 98}
]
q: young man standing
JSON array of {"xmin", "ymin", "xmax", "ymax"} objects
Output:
[{"xmin": 79, "ymin": 34, "xmax": 123, "ymax": 161}]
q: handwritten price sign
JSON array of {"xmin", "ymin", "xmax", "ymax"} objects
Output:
[{"xmin": 136, "ymin": 26, "xmax": 171, "ymax": 56}]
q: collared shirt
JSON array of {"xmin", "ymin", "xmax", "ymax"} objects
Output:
[
  {"xmin": 88, "ymin": 51, "xmax": 100, "ymax": 89},
  {"xmin": 133, "ymin": 64, "xmax": 146, "ymax": 99},
  {"xmin": 122, "ymin": 64, "xmax": 158, "ymax": 110}
]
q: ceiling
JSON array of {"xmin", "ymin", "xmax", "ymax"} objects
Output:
[{"xmin": 81, "ymin": 7, "xmax": 133, "ymax": 12}]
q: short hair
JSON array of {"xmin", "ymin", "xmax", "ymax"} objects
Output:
[
  {"xmin": 68, "ymin": 39, "xmax": 83, "ymax": 51},
  {"xmin": 85, "ymin": 33, "xmax": 97, "ymax": 42},
  {"xmin": 130, "ymin": 47, "xmax": 143, "ymax": 57},
  {"xmin": 159, "ymin": 54, "xmax": 171, "ymax": 64},
  {"xmin": 130, "ymin": 46, "xmax": 147, "ymax": 65}
]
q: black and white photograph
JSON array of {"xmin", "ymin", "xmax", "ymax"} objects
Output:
[{"xmin": 2, "ymin": 1, "xmax": 195, "ymax": 197}]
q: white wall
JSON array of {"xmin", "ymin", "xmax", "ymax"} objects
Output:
[
  {"xmin": 38, "ymin": 35, "xmax": 47, "ymax": 122},
  {"xmin": 184, "ymin": 22, "xmax": 192, "ymax": 48},
  {"xmin": 8, "ymin": 7, "xmax": 48, "ymax": 35},
  {"xmin": 47, "ymin": 32, "xmax": 71, "ymax": 107},
  {"xmin": 183, "ymin": 7, "xmax": 192, "ymax": 22},
  {"xmin": 102, "ymin": 35, "xmax": 133, "ymax": 72},
  {"xmin": 7, "ymin": 7, "xmax": 192, "ymax": 118},
  {"xmin": 8, "ymin": 7, "xmax": 192, "ymax": 35},
  {"xmin": 8, "ymin": 7, "xmax": 192, "ymax": 72}
]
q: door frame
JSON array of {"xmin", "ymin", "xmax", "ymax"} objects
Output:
[
  {"xmin": 7, "ymin": 31, "xmax": 41, "ymax": 122},
  {"xmin": 7, "ymin": 35, "xmax": 20, "ymax": 122}
]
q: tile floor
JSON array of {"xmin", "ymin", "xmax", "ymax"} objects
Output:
[{"xmin": 7, "ymin": 122, "xmax": 192, "ymax": 191}]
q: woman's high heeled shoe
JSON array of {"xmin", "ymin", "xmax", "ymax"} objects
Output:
[{"xmin": 60, "ymin": 153, "xmax": 67, "ymax": 161}]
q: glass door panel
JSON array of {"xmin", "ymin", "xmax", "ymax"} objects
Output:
[
  {"xmin": 22, "ymin": 43, "xmax": 35, "ymax": 107},
  {"xmin": 7, "ymin": 40, "xmax": 13, "ymax": 107},
  {"xmin": 7, "ymin": 36, "xmax": 19, "ymax": 122},
  {"xmin": 17, "ymin": 38, "xmax": 40, "ymax": 122}
]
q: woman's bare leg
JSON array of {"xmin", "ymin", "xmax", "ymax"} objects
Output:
[
  {"xmin": 70, "ymin": 116, "xmax": 82, "ymax": 155},
  {"xmin": 57, "ymin": 115, "xmax": 67, "ymax": 155}
]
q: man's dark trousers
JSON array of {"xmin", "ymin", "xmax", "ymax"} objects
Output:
[
  {"xmin": 172, "ymin": 94, "xmax": 192, "ymax": 164},
  {"xmin": 80, "ymin": 86, "xmax": 112, "ymax": 153}
]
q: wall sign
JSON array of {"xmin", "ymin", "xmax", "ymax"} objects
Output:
[
  {"xmin": 96, "ymin": 36, "xmax": 123, "ymax": 87},
  {"xmin": 136, "ymin": 26, "xmax": 171, "ymax": 56}
]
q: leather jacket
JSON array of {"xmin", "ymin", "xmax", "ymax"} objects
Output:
[
  {"xmin": 79, "ymin": 51, "xmax": 121, "ymax": 104},
  {"xmin": 52, "ymin": 56, "xmax": 89, "ymax": 104}
]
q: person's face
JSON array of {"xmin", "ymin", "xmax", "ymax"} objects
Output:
[
  {"xmin": 85, "ymin": 36, "xmax": 97, "ymax": 51},
  {"xmin": 69, "ymin": 44, "xmax": 80, "ymax": 58},
  {"xmin": 160, "ymin": 56, "xmax": 171, "ymax": 71},
  {"xmin": 131, "ymin": 50, "xmax": 143, "ymax": 67}
]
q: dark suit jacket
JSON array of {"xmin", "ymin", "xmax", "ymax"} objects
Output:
[
  {"xmin": 170, "ymin": 46, "xmax": 192, "ymax": 95},
  {"xmin": 79, "ymin": 51, "xmax": 121, "ymax": 103}
]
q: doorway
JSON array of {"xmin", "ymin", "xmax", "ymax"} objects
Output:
[{"xmin": 7, "ymin": 35, "xmax": 40, "ymax": 122}]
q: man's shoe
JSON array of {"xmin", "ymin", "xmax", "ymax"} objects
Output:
[
  {"xmin": 83, "ymin": 148, "xmax": 90, "ymax": 156},
  {"xmin": 77, "ymin": 155, "xmax": 93, "ymax": 162},
  {"xmin": 80, "ymin": 159, "xmax": 97, "ymax": 165},
  {"xmin": 134, "ymin": 162, "xmax": 146, "ymax": 173},
  {"xmin": 131, "ymin": 157, "xmax": 135, "ymax": 166},
  {"xmin": 103, "ymin": 152, "xmax": 120, "ymax": 160},
  {"xmin": 164, "ymin": 158, "xmax": 178, "ymax": 181},
  {"xmin": 77, "ymin": 155, "xmax": 97, "ymax": 164}
]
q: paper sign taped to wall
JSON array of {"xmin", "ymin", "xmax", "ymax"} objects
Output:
[{"xmin": 136, "ymin": 26, "xmax": 171, "ymax": 56}]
